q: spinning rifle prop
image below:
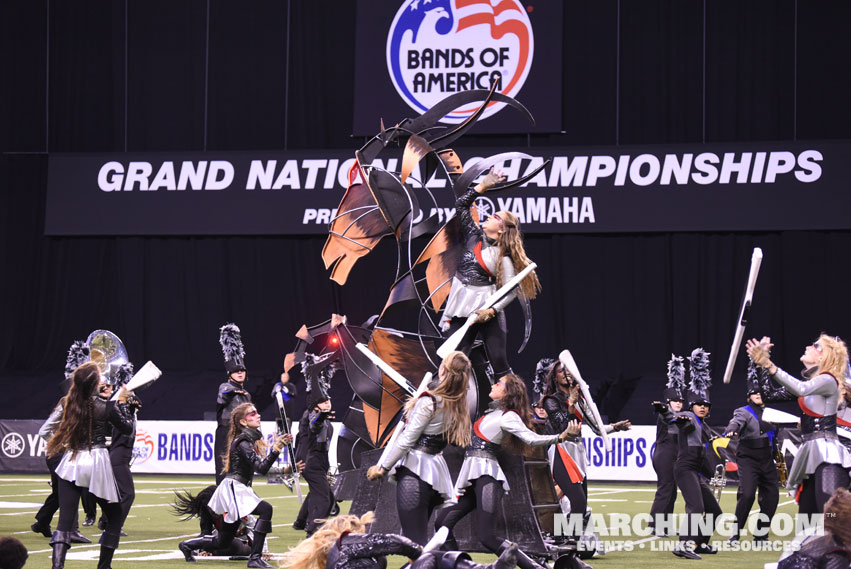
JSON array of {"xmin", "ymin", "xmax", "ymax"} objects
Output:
[
  {"xmin": 722, "ymin": 248, "xmax": 763, "ymax": 384},
  {"xmin": 436, "ymin": 262, "xmax": 538, "ymax": 359},
  {"xmin": 275, "ymin": 391, "xmax": 303, "ymax": 504}
]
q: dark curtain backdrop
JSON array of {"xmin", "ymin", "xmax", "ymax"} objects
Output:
[{"xmin": 2, "ymin": 0, "xmax": 850, "ymax": 424}]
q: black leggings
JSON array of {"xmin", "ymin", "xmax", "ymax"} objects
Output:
[
  {"xmin": 446, "ymin": 316, "xmax": 510, "ymax": 377},
  {"xmin": 434, "ymin": 475, "xmax": 505, "ymax": 553},
  {"xmin": 797, "ymin": 463, "xmax": 851, "ymax": 516},
  {"xmin": 396, "ymin": 467, "xmax": 443, "ymax": 546},
  {"xmin": 56, "ymin": 478, "xmax": 123, "ymax": 542},
  {"xmin": 209, "ymin": 500, "xmax": 273, "ymax": 551},
  {"xmin": 674, "ymin": 464, "xmax": 722, "ymax": 546}
]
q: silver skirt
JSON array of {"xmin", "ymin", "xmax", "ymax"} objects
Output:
[
  {"xmin": 549, "ymin": 440, "xmax": 589, "ymax": 478},
  {"xmin": 55, "ymin": 448, "xmax": 120, "ymax": 503},
  {"xmin": 454, "ymin": 455, "xmax": 509, "ymax": 494},
  {"xmin": 440, "ymin": 277, "xmax": 495, "ymax": 331},
  {"xmin": 787, "ymin": 437, "xmax": 851, "ymax": 491},
  {"xmin": 207, "ymin": 478, "xmax": 261, "ymax": 524},
  {"xmin": 389, "ymin": 450, "xmax": 457, "ymax": 507}
]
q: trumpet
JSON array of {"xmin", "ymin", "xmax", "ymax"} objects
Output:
[
  {"xmin": 710, "ymin": 461, "xmax": 727, "ymax": 501},
  {"xmin": 775, "ymin": 448, "xmax": 788, "ymax": 486}
]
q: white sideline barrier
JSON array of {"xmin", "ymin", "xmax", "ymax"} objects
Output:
[{"xmin": 130, "ymin": 421, "xmax": 660, "ymax": 480}]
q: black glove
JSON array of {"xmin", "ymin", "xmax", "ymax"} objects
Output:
[{"xmin": 652, "ymin": 401, "xmax": 666, "ymax": 414}]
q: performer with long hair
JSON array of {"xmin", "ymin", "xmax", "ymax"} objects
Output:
[
  {"xmin": 45, "ymin": 361, "xmax": 134, "ymax": 569},
  {"xmin": 439, "ymin": 170, "xmax": 540, "ymax": 378},
  {"xmin": 171, "ymin": 485, "xmax": 251, "ymax": 557},
  {"xmin": 538, "ymin": 360, "xmax": 630, "ymax": 544},
  {"xmin": 282, "ymin": 512, "xmax": 520, "ymax": 569},
  {"xmin": 366, "ymin": 351, "xmax": 473, "ymax": 545},
  {"xmin": 747, "ymin": 334, "xmax": 851, "ymax": 514},
  {"xmin": 435, "ymin": 373, "xmax": 578, "ymax": 569},
  {"xmin": 179, "ymin": 402, "xmax": 289, "ymax": 567}
]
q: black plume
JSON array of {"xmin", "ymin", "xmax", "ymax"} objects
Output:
[
  {"xmin": 534, "ymin": 358, "xmax": 556, "ymax": 399},
  {"xmin": 64, "ymin": 340, "xmax": 90, "ymax": 380},
  {"xmin": 114, "ymin": 362, "xmax": 134, "ymax": 388},
  {"xmin": 666, "ymin": 354, "xmax": 686, "ymax": 392},
  {"xmin": 687, "ymin": 348, "xmax": 712, "ymax": 397},
  {"xmin": 219, "ymin": 323, "xmax": 245, "ymax": 361}
]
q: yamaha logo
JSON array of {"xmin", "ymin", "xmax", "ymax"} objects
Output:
[
  {"xmin": 474, "ymin": 196, "xmax": 496, "ymax": 219},
  {"xmin": 1, "ymin": 432, "xmax": 25, "ymax": 458},
  {"xmin": 386, "ymin": 0, "xmax": 535, "ymax": 123}
]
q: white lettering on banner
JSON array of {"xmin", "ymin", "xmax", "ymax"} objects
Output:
[
  {"xmin": 303, "ymin": 209, "xmax": 339, "ymax": 224},
  {"xmin": 495, "ymin": 197, "xmax": 595, "ymax": 224},
  {"xmin": 97, "ymin": 161, "xmax": 235, "ymax": 192}
]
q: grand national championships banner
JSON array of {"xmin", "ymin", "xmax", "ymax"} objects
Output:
[{"xmin": 45, "ymin": 141, "xmax": 850, "ymax": 236}]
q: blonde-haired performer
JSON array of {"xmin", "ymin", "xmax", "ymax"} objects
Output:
[
  {"xmin": 747, "ymin": 334, "xmax": 851, "ymax": 514},
  {"xmin": 366, "ymin": 351, "xmax": 472, "ymax": 545},
  {"xmin": 439, "ymin": 169, "xmax": 541, "ymax": 378},
  {"xmin": 179, "ymin": 403, "xmax": 289, "ymax": 567},
  {"xmin": 281, "ymin": 512, "xmax": 519, "ymax": 569}
]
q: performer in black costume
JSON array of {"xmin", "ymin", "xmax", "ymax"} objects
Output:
[
  {"xmin": 31, "ymin": 341, "xmax": 92, "ymax": 544},
  {"xmin": 439, "ymin": 169, "xmax": 540, "ymax": 378},
  {"xmin": 272, "ymin": 370, "xmax": 298, "ymax": 433},
  {"xmin": 293, "ymin": 392, "xmax": 335, "ymax": 536},
  {"xmin": 179, "ymin": 402, "xmax": 289, "ymax": 567},
  {"xmin": 723, "ymin": 360, "xmax": 779, "ymax": 543},
  {"xmin": 171, "ymin": 485, "xmax": 252, "ymax": 557},
  {"xmin": 282, "ymin": 512, "xmax": 520, "ymax": 569},
  {"xmin": 648, "ymin": 355, "xmax": 685, "ymax": 535},
  {"xmin": 746, "ymin": 334, "xmax": 851, "ymax": 515},
  {"xmin": 670, "ymin": 348, "xmax": 722, "ymax": 560},
  {"xmin": 538, "ymin": 360, "xmax": 630, "ymax": 546},
  {"xmin": 215, "ymin": 323, "xmax": 252, "ymax": 484},
  {"xmin": 46, "ymin": 362, "xmax": 134, "ymax": 569},
  {"xmin": 777, "ymin": 487, "xmax": 851, "ymax": 569}
]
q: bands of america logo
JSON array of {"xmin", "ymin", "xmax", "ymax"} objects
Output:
[
  {"xmin": 132, "ymin": 430, "xmax": 155, "ymax": 464},
  {"xmin": 386, "ymin": 0, "xmax": 534, "ymax": 123},
  {"xmin": 1, "ymin": 433, "xmax": 25, "ymax": 458}
]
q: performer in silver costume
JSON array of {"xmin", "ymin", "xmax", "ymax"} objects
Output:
[
  {"xmin": 367, "ymin": 351, "xmax": 473, "ymax": 545},
  {"xmin": 435, "ymin": 373, "xmax": 578, "ymax": 569},
  {"xmin": 747, "ymin": 334, "xmax": 851, "ymax": 514},
  {"xmin": 440, "ymin": 170, "xmax": 540, "ymax": 377},
  {"xmin": 46, "ymin": 362, "xmax": 134, "ymax": 569}
]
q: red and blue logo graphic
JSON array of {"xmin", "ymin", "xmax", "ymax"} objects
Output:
[
  {"xmin": 132, "ymin": 429, "xmax": 154, "ymax": 464},
  {"xmin": 386, "ymin": 0, "xmax": 535, "ymax": 123}
]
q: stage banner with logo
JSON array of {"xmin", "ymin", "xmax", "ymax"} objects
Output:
[
  {"xmin": 352, "ymin": 0, "xmax": 563, "ymax": 134},
  {"xmin": 45, "ymin": 141, "xmax": 850, "ymax": 236},
  {"xmin": 0, "ymin": 421, "xmax": 49, "ymax": 473}
]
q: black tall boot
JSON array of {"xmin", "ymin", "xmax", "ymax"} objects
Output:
[
  {"xmin": 50, "ymin": 530, "xmax": 71, "ymax": 569},
  {"xmin": 423, "ymin": 543, "xmax": 519, "ymax": 569},
  {"xmin": 246, "ymin": 519, "xmax": 272, "ymax": 568},
  {"xmin": 178, "ymin": 536, "xmax": 216, "ymax": 562},
  {"xmin": 499, "ymin": 540, "xmax": 545, "ymax": 569},
  {"xmin": 97, "ymin": 531, "xmax": 121, "ymax": 569}
]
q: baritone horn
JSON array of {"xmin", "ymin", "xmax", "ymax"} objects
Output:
[{"xmin": 86, "ymin": 329, "xmax": 129, "ymax": 384}]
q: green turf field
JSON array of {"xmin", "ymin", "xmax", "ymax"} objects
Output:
[{"xmin": 0, "ymin": 475, "xmax": 795, "ymax": 568}]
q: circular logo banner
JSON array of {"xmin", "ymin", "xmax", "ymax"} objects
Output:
[{"xmin": 386, "ymin": 0, "xmax": 534, "ymax": 123}]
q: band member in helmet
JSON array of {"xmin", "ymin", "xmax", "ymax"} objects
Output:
[
  {"xmin": 671, "ymin": 349, "xmax": 722, "ymax": 560},
  {"xmin": 215, "ymin": 323, "xmax": 252, "ymax": 484},
  {"xmin": 649, "ymin": 354, "xmax": 686, "ymax": 535},
  {"xmin": 723, "ymin": 359, "xmax": 779, "ymax": 543}
]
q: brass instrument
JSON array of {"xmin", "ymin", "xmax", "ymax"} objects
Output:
[
  {"xmin": 86, "ymin": 329, "xmax": 129, "ymax": 384},
  {"xmin": 710, "ymin": 461, "xmax": 728, "ymax": 501},
  {"xmin": 775, "ymin": 447, "xmax": 788, "ymax": 486}
]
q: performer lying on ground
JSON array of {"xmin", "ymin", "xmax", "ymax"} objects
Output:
[
  {"xmin": 367, "ymin": 351, "xmax": 473, "ymax": 545},
  {"xmin": 538, "ymin": 360, "xmax": 631, "ymax": 545},
  {"xmin": 747, "ymin": 334, "xmax": 851, "ymax": 514},
  {"xmin": 281, "ymin": 511, "xmax": 521, "ymax": 569},
  {"xmin": 45, "ymin": 361, "xmax": 134, "ymax": 569},
  {"xmin": 439, "ymin": 169, "xmax": 540, "ymax": 378},
  {"xmin": 171, "ymin": 485, "xmax": 251, "ymax": 558},
  {"xmin": 179, "ymin": 402, "xmax": 289, "ymax": 568},
  {"xmin": 434, "ymin": 373, "xmax": 579, "ymax": 569}
]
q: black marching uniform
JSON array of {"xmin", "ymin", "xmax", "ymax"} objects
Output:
[
  {"xmin": 215, "ymin": 379, "xmax": 252, "ymax": 484},
  {"xmin": 672, "ymin": 407, "xmax": 722, "ymax": 556},
  {"xmin": 724, "ymin": 401, "xmax": 779, "ymax": 540},
  {"xmin": 293, "ymin": 407, "xmax": 334, "ymax": 535},
  {"xmin": 649, "ymin": 401, "xmax": 680, "ymax": 532},
  {"xmin": 106, "ymin": 395, "xmax": 141, "ymax": 531}
]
